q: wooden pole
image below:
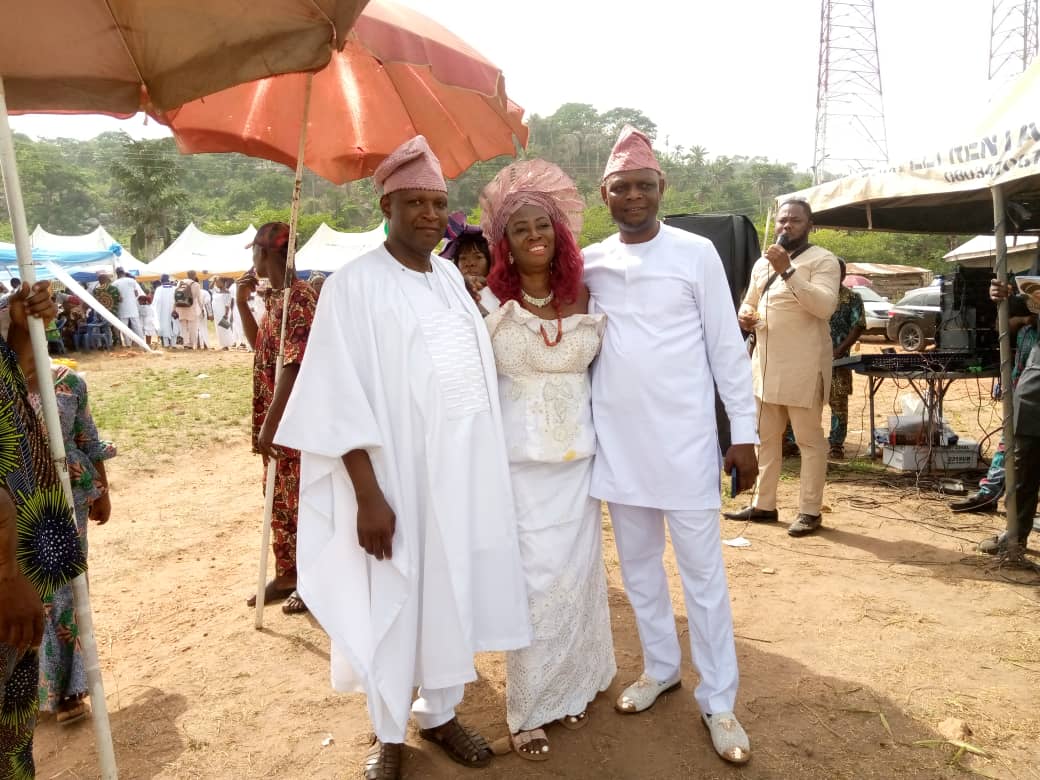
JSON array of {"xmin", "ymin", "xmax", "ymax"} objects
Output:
[{"xmin": 255, "ymin": 73, "xmax": 313, "ymax": 628}]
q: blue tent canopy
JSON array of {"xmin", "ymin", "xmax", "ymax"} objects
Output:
[{"xmin": 0, "ymin": 243, "xmax": 129, "ymax": 284}]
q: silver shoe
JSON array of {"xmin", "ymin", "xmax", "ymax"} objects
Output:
[
  {"xmin": 702, "ymin": 711, "xmax": 751, "ymax": 764},
  {"xmin": 614, "ymin": 673, "xmax": 681, "ymax": 714}
]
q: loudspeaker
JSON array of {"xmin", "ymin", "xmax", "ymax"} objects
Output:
[{"xmin": 936, "ymin": 267, "xmax": 997, "ymax": 352}]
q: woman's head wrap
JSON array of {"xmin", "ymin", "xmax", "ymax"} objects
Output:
[
  {"xmin": 479, "ymin": 160, "xmax": 584, "ymax": 245},
  {"xmin": 439, "ymin": 211, "xmax": 487, "ymax": 260}
]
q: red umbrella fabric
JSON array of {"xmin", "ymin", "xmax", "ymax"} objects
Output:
[
  {"xmin": 154, "ymin": 0, "xmax": 528, "ymax": 183},
  {"xmin": 0, "ymin": 1, "xmax": 369, "ymax": 113}
]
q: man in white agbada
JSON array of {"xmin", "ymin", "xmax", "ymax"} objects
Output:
[
  {"xmin": 275, "ymin": 135, "xmax": 530, "ymax": 780},
  {"xmin": 582, "ymin": 126, "xmax": 759, "ymax": 765},
  {"xmin": 151, "ymin": 274, "xmax": 179, "ymax": 348}
]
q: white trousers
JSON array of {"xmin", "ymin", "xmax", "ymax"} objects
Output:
[
  {"xmin": 609, "ymin": 504, "xmax": 739, "ymax": 715},
  {"xmin": 120, "ymin": 316, "xmax": 142, "ymax": 346},
  {"xmin": 369, "ymin": 684, "xmax": 464, "ymax": 744}
]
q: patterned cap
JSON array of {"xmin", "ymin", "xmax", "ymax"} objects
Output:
[
  {"xmin": 602, "ymin": 124, "xmax": 662, "ymax": 181},
  {"xmin": 247, "ymin": 222, "xmax": 291, "ymax": 252},
  {"xmin": 373, "ymin": 135, "xmax": 446, "ymax": 196}
]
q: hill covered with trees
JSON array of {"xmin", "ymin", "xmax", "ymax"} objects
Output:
[{"xmin": 1, "ymin": 103, "xmax": 962, "ymax": 272}]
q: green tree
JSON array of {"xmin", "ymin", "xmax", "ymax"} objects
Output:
[
  {"xmin": 109, "ymin": 139, "xmax": 188, "ymax": 259},
  {"xmin": 7, "ymin": 135, "xmax": 98, "ymax": 233}
]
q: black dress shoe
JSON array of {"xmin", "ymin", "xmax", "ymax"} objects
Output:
[
  {"xmin": 950, "ymin": 491, "xmax": 1000, "ymax": 513},
  {"xmin": 723, "ymin": 506, "xmax": 779, "ymax": 523},
  {"xmin": 787, "ymin": 513, "xmax": 823, "ymax": 537}
]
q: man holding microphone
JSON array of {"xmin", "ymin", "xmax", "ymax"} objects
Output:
[{"xmin": 725, "ymin": 199, "xmax": 840, "ymax": 537}]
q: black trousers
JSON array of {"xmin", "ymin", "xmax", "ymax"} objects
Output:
[{"xmin": 1007, "ymin": 433, "xmax": 1040, "ymax": 545}]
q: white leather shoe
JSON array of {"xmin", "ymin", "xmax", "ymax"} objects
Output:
[
  {"xmin": 614, "ymin": 673, "xmax": 681, "ymax": 714},
  {"xmin": 702, "ymin": 711, "xmax": 751, "ymax": 764}
]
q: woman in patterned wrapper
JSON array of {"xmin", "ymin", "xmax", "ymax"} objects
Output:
[
  {"xmin": 23, "ymin": 356, "xmax": 116, "ymax": 724},
  {"xmin": 477, "ymin": 160, "xmax": 616, "ymax": 761}
]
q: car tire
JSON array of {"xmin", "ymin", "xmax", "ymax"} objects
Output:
[{"xmin": 898, "ymin": 322, "xmax": 925, "ymax": 352}]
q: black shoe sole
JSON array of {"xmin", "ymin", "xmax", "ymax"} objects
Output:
[
  {"xmin": 722, "ymin": 510, "xmax": 779, "ymax": 523},
  {"xmin": 951, "ymin": 499, "xmax": 999, "ymax": 513}
]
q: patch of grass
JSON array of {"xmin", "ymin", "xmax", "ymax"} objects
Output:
[{"xmin": 88, "ymin": 363, "xmax": 252, "ymax": 459}]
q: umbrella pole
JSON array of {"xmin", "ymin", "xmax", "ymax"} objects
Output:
[
  {"xmin": 255, "ymin": 72, "xmax": 313, "ymax": 629},
  {"xmin": 0, "ymin": 78, "xmax": 118, "ymax": 778},
  {"xmin": 990, "ymin": 185, "xmax": 1021, "ymax": 560}
]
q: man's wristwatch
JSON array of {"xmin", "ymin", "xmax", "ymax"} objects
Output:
[{"xmin": 780, "ymin": 266, "xmax": 797, "ymax": 281}]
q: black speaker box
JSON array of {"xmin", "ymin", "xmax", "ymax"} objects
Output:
[{"xmin": 936, "ymin": 267, "xmax": 998, "ymax": 352}]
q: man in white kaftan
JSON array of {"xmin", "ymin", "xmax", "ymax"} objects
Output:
[
  {"xmin": 151, "ymin": 275, "xmax": 179, "ymax": 348},
  {"xmin": 583, "ymin": 126, "xmax": 758, "ymax": 765},
  {"xmin": 275, "ymin": 136, "xmax": 529, "ymax": 779}
]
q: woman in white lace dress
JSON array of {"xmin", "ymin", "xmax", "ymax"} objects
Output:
[{"xmin": 478, "ymin": 161, "xmax": 616, "ymax": 761}]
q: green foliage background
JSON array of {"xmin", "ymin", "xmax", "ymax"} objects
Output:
[{"xmin": 0, "ymin": 103, "xmax": 965, "ymax": 272}]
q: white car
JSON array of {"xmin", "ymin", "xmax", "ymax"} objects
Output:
[{"xmin": 851, "ymin": 285, "xmax": 891, "ymax": 335}]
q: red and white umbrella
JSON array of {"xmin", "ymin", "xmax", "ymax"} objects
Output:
[{"xmin": 154, "ymin": 0, "xmax": 528, "ymax": 183}]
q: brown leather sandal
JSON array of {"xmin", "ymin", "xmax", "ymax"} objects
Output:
[
  {"xmin": 510, "ymin": 728, "xmax": 550, "ymax": 761},
  {"xmin": 419, "ymin": 717, "xmax": 493, "ymax": 768},
  {"xmin": 363, "ymin": 739, "xmax": 402, "ymax": 780}
]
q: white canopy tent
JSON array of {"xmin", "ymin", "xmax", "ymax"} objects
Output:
[
  {"xmin": 944, "ymin": 234, "xmax": 1038, "ymax": 271},
  {"xmin": 295, "ymin": 221, "xmax": 385, "ymax": 274},
  {"xmin": 143, "ymin": 222, "xmax": 257, "ymax": 280},
  {"xmin": 31, "ymin": 224, "xmax": 150, "ymax": 276},
  {"xmin": 780, "ymin": 57, "xmax": 1040, "ymax": 234},
  {"xmin": 776, "ymin": 58, "xmax": 1040, "ymax": 559}
]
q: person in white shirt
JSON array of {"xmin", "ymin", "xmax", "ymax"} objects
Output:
[
  {"xmin": 274, "ymin": 136, "xmax": 530, "ymax": 780},
  {"xmin": 582, "ymin": 126, "xmax": 758, "ymax": 765},
  {"xmin": 137, "ymin": 293, "xmax": 158, "ymax": 349},
  {"xmin": 112, "ymin": 267, "xmax": 145, "ymax": 347},
  {"xmin": 211, "ymin": 278, "xmax": 236, "ymax": 349},
  {"xmin": 151, "ymin": 274, "xmax": 178, "ymax": 348}
]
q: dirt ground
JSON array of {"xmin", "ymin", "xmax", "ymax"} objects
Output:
[{"xmin": 31, "ymin": 341, "xmax": 1040, "ymax": 780}]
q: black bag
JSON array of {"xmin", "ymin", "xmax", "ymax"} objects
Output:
[{"xmin": 174, "ymin": 280, "xmax": 194, "ymax": 308}]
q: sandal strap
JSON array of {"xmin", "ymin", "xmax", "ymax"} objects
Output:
[
  {"xmin": 364, "ymin": 740, "xmax": 402, "ymax": 780},
  {"xmin": 434, "ymin": 720, "xmax": 490, "ymax": 762},
  {"xmin": 512, "ymin": 728, "xmax": 548, "ymax": 750}
]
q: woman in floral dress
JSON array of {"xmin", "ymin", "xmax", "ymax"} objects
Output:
[{"xmin": 27, "ymin": 363, "xmax": 115, "ymax": 723}]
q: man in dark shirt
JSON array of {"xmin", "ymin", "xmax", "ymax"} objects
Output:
[{"xmin": 979, "ymin": 279, "xmax": 1040, "ymax": 556}]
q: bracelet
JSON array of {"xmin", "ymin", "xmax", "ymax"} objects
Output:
[{"xmin": 781, "ymin": 266, "xmax": 796, "ymax": 281}]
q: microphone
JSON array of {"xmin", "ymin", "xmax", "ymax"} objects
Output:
[{"xmin": 776, "ymin": 233, "xmax": 793, "ymax": 250}]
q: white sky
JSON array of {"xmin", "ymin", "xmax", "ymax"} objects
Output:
[{"xmin": 9, "ymin": 0, "xmax": 1002, "ymax": 171}]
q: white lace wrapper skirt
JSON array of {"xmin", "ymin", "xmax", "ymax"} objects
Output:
[{"xmin": 506, "ymin": 456, "xmax": 617, "ymax": 732}]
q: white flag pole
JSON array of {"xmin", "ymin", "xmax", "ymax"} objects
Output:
[{"xmin": 0, "ymin": 77, "xmax": 118, "ymax": 779}]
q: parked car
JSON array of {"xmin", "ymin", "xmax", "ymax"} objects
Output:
[
  {"xmin": 885, "ymin": 286, "xmax": 941, "ymax": 351},
  {"xmin": 851, "ymin": 285, "xmax": 891, "ymax": 335}
]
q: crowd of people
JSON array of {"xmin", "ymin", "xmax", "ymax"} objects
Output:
[
  {"xmin": 2, "ymin": 125, "xmax": 1037, "ymax": 780},
  {"xmin": 29, "ymin": 267, "xmax": 329, "ymax": 355}
]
